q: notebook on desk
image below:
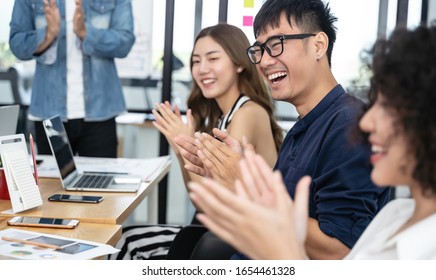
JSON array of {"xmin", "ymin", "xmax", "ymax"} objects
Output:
[
  {"xmin": 0, "ymin": 105, "xmax": 19, "ymax": 136},
  {"xmin": 42, "ymin": 115, "xmax": 140, "ymax": 193}
]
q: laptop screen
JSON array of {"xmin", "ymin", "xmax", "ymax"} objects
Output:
[
  {"xmin": 42, "ymin": 116, "xmax": 77, "ymax": 180},
  {"xmin": 0, "ymin": 105, "xmax": 20, "ymax": 136}
]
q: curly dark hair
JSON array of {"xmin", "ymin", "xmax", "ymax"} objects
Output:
[{"xmin": 368, "ymin": 24, "xmax": 436, "ymax": 196}]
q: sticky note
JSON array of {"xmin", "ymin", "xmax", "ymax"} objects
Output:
[
  {"xmin": 244, "ymin": 0, "xmax": 255, "ymax": 8},
  {"xmin": 243, "ymin": 16, "xmax": 254, "ymax": 27}
]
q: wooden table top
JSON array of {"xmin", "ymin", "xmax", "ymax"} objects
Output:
[
  {"xmin": 0, "ymin": 162, "xmax": 169, "ymax": 225},
  {"xmin": 0, "ymin": 218, "xmax": 122, "ymax": 247}
]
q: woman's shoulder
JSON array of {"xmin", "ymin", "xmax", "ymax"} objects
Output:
[
  {"xmin": 229, "ymin": 101, "xmax": 272, "ymax": 135},
  {"xmin": 229, "ymin": 102, "xmax": 269, "ymax": 130},
  {"xmin": 233, "ymin": 100, "xmax": 270, "ymax": 119}
]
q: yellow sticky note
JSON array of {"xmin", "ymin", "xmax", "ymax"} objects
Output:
[{"xmin": 244, "ymin": 0, "xmax": 255, "ymax": 8}]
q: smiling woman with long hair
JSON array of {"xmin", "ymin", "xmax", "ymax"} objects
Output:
[{"xmin": 110, "ymin": 23, "xmax": 283, "ymax": 260}]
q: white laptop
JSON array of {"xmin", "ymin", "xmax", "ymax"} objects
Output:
[
  {"xmin": 0, "ymin": 105, "xmax": 20, "ymax": 136},
  {"xmin": 42, "ymin": 115, "xmax": 140, "ymax": 193}
]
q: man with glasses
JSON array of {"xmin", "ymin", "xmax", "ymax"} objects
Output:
[{"xmin": 176, "ymin": 0, "xmax": 391, "ymax": 259}]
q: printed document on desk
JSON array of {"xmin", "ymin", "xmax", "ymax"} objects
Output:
[
  {"xmin": 0, "ymin": 134, "xmax": 42, "ymax": 213},
  {"xmin": 37, "ymin": 155, "xmax": 171, "ymax": 182},
  {"xmin": 0, "ymin": 228, "xmax": 118, "ymax": 260}
]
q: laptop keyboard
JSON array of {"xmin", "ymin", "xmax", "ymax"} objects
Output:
[{"xmin": 73, "ymin": 174, "xmax": 114, "ymax": 189}]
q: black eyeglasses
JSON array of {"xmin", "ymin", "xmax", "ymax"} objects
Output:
[{"xmin": 246, "ymin": 33, "xmax": 316, "ymax": 64}]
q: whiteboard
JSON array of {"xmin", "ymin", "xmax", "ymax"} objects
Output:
[
  {"xmin": 0, "ymin": 0, "xmax": 15, "ymax": 43},
  {"xmin": 115, "ymin": 0, "xmax": 154, "ymax": 79}
]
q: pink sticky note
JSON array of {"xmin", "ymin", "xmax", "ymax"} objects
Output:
[{"xmin": 243, "ymin": 16, "xmax": 253, "ymax": 27}]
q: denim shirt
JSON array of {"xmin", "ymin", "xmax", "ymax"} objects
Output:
[{"xmin": 9, "ymin": 0, "xmax": 135, "ymax": 121}]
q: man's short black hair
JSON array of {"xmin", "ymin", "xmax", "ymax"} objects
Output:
[{"xmin": 253, "ymin": 0, "xmax": 337, "ymax": 66}]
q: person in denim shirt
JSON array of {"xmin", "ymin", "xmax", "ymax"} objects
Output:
[{"xmin": 9, "ymin": 0, "xmax": 135, "ymax": 157}]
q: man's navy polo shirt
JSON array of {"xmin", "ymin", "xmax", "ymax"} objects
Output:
[
  {"xmin": 275, "ymin": 84, "xmax": 390, "ymax": 249},
  {"xmin": 231, "ymin": 84, "xmax": 390, "ymax": 260}
]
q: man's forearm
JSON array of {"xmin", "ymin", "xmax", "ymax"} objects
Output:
[{"xmin": 305, "ymin": 218, "xmax": 350, "ymax": 260}]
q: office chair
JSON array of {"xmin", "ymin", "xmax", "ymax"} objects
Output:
[
  {"xmin": 190, "ymin": 230, "xmax": 236, "ymax": 260},
  {"xmin": 165, "ymin": 225, "xmax": 236, "ymax": 260},
  {"xmin": 0, "ymin": 66, "xmax": 33, "ymax": 136},
  {"xmin": 165, "ymin": 225, "xmax": 208, "ymax": 260},
  {"xmin": 0, "ymin": 67, "xmax": 21, "ymax": 105}
]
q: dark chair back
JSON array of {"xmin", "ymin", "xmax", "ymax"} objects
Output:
[
  {"xmin": 165, "ymin": 225, "xmax": 208, "ymax": 260},
  {"xmin": 190, "ymin": 231, "xmax": 236, "ymax": 260},
  {"xmin": 165, "ymin": 225, "xmax": 236, "ymax": 260}
]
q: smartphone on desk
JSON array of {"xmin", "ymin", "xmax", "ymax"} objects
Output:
[
  {"xmin": 7, "ymin": 217, "xmax": 79, "ymax": 229},
  {"xmin": 48, "ymin": 194, "xmax": 103, "ymax": 204}
]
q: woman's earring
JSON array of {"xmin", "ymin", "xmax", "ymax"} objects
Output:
[{"xmin": 237, "ymin": 67, "xmax": 243, "ymax": 73}]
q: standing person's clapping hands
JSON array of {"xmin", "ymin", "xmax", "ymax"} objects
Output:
[
  {"xmin": 73, "ymin": 0, "xmax": 86, "ymax": 39},
  {"xmin": 36, "ymin": 0, "xmax": 60, "ymax": 54}
]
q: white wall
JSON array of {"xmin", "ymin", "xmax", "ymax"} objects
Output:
[
  {"xmin": 116, "ymin": 0, "xmax": 154, "ymax": 78},
  {"xmin": 0, "ymin": 0, "xmax": 14, "ymax": 43}
]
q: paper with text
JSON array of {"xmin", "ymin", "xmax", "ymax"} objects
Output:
[
  {"xmin": 3, "ymin": 149, "xmax": 42, "ymax": 210},
  {"xmin": 0, "ymin": 134, "xmax": 42, "ymax": 213}
]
